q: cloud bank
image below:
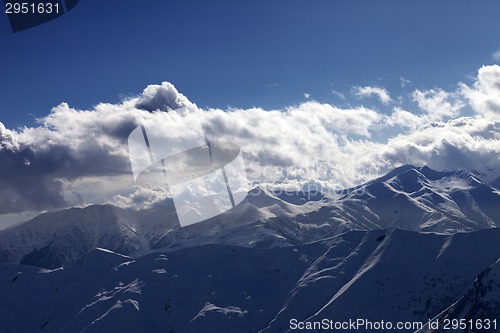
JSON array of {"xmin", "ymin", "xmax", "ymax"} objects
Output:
[{"xmin": 0, "ymin": 66, "xmax": 499, "ymax": 214}]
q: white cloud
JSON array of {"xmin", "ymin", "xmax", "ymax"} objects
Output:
[
  {"xmin": 134, "ymin": 81, "xmax": 194, "ymax": 111},
  {"xmin": 386, "ymin": 107, "xmax": 423, "ymax": 129},
  {"xmin": 353, "ymin": 86, "xmax": 392, "ymax": 104},
  {"xmin": 376, "ymin": 117, "xmax": 500, "ymax": 179},
  {"xmin": 304, "ymin": 93, "xmax": 310, "ymax": 99},
  {"xmin": 460, "ymin": 65, "xmax": 500, "ymax": 118},
  {"xmin": 387, "ymin": 86, "xmax": 464, "ymax": 130},
  {"xmin": 331, "ymin": 90, "xmax": 345, "ymax": 99},
  {"xmin": 110, "ymin": 185, "xmax": 171, "ymax": 211},
  {"xmin": 412, "ymin": 89, "xmax": 464, "ymax": 118},
  {"xmin": 0, "ymin": 84, "xmax": 383, "ymax": 213},
  {"xmin": 492, "ymin": 48, "xmax": 500, "ymax": 61},
  {"xmin": 1, "ymin": 65, "xmax": 500, "ymax": 214}
]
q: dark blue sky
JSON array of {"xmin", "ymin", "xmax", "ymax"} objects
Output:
[{"xmin": 1, "ymin": 0, "xmax": 500, "ymax": 128}]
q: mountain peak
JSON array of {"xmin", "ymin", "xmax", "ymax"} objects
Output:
[
  {"xmin": 382, "ymin": 164, "xmax": 420, "ymax": 179},
  {"xmin": 1, "ymin": 165, "xmax": 499, "ymax": 270}
]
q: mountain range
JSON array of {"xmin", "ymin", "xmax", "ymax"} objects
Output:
[
  {"xmin": 0, "ymin": 165, "xmax": 499, "ymax": 332},
  {"xmin": 0, "ymin": 229, "xmax": 498, "ymax": 332},
  {"xmin": 0, "ymin": 165, "xmax": 498, "ymax": 269}
]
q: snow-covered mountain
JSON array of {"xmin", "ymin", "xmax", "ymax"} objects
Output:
[
  {"xmin": 0, "ymin": 228, "xmax": 498, "ymax": 333},
  {"xmin": 0, "ymin": 188, "xmax": 318, "ymax": 268},
  {"xmin": 329, "ymin": 165, "xmax": 500, "ymax": 233},
  {"xmin": 0, "ymin": 165, "xmax": 499, "ymax": 269},
  {"xmin": 491, "ymin": 176, "xmax": 500, "ymax": 190},
  {"xmin": 414, "ymin": 259, "xmax": 500, "ymax": 333}
]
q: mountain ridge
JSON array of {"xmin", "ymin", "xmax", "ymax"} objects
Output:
[
  {"xmin": 1, "ymin": 228, "xmax": 498, "ymax": 333},
  {"xmin": 0, "ymin": 165, "xmax": 499, "ymax": 269}
]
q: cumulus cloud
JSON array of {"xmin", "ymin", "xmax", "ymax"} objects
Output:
[
  {"xmin": 387, "ymin": 89, "xmax": 464, "ymax": 129},
  {"xmin": 386, "ymin": 107, "xmax": 423, "ymax": 129},
  {"xmin": 0, "ymin": 82, "xmax": 195, "ymax": 214},
  {"xmin": 0, "ymin": 107, "xmax": 133, "ymax": 214},
  {"xmin": 134, "ymin": 81, "xmax": 193, "ymax": 112},
  {"xmin": 376, "ymin": 117, "xmax": 500, "ymax": 178},
  {"xmin": 412, "ymin": 89, "xmax": 464, "ymax": 118},
  {"xmin": 0, "ymin": 84, "xmax": 383, "ymax": 214},
  {"xmin": 353, "ymin": 86, "xmax": 392, "ymax": 104},
  {"xmin": 1, "ymin": 66, "xmax": 500, "ymax": 216},
  {"xmin": 110, "ymin": 185, "xmax": 172, "ymax": 211},
  {"xmin": 460, "ymin": 65, "xmax": 500, "ymax": 118}
]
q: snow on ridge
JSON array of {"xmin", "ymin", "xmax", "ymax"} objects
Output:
[
  {"xmin": 0, "ymin": 165, "xmax": 499, "ymax": 269},
  {"xmin": 2, "ymin": 228, "xmax": 498, "ymax": 333}
]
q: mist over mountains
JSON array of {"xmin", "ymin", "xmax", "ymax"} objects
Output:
[
  {"xmin": 0, "ymin": 165, "xmax": 498, "ymax": 269},
  {"xmin": 0, "ymin": 165, "xmax": 499, "ymax": 332}
]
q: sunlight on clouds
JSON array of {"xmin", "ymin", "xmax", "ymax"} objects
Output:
[
  {"xmin": 412, "ymin": 89, "xmax": 464, "ymax": 119},
  {"xmin": 387, "ymin": 89, "xmax": 464, "ymax": 129},
  {"xmin": 460, "ymin": 65, "xmax": 500, "ymax": 118},
  {"xmin": 0, "ymin": 65, "xmax": 499, "ymax": 213}
]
